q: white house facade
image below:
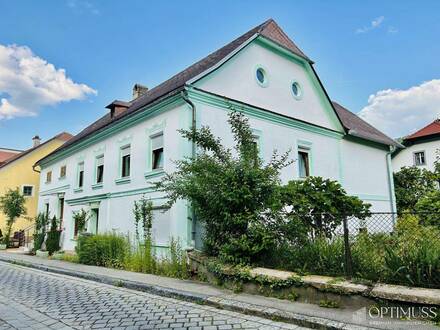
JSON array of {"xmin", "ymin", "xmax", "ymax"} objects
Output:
[
  {"xmin": 392, "ymin": 119, "xmax": 440, "ymax": 172},
  {"xmin": 35, "ymin": 19, "xmax": 399, "ymax": 252}
]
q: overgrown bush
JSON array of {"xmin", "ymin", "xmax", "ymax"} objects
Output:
[
  {"xmin": 383, "ymin": 214, "xmax": 440, "ymax": 287},
  {"xmin": 75, "ymin": 232, "xmax": 189, "ymax": 279},
  {"xmin": 393, "ymin": 166, "xmax": 437, "ymax": 211},
  {"xmin": 157, "ymin": 111, "xmax": 292, "ymax": 264},
  {"xmin": 415, "ymin": 190, "xmax": 440, "ymax": 228},
  {"xmin": 76, "ymin": 233, "xmax": 129, "ymax": 268}
]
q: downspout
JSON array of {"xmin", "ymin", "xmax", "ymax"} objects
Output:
[
  {"xmin": 386, "ymin": 146, "xmax": 398, "ymax": 220},
  {"xmin": 32, "ymin": 163, "xmax": 41, "ymax": 173},
  {"xmin": 180, "ymin": 90, "xmax": 197, "ymax": 246}
]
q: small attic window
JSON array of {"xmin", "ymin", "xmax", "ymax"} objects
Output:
[
  {"xmin": 291, "ymin": 81, "xmax": 302, "ymax": 100},
  {"xmin": 255, "ymin": 66, "xmax": 268, "ymax": 87}
]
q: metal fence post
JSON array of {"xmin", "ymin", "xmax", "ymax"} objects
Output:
[{"xmin": 342, "ymin": 215, "xmax": 353, "ymax": 279}]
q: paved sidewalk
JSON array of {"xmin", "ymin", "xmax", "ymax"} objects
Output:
[{"xmin": 0, "ymin": 251, "xmax": 436, "ymax": 330}]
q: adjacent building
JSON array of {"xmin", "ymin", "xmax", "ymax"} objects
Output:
[
  {"xmin": 0, "ymin": 148, "xmax": 22, "ymax": 166},
  {"xmin": 35, "ymin": 19, "xmax": 399, "ymax": 252},
  {"xmin": 0, "ymin": 133, "xmax": 72, "ymax": 235},
  {"xmin": 392, "ymin": 119, "xmax": 440, "ymax": 172}
]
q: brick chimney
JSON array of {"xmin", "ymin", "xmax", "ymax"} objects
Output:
[
  {"xmin": 32, "ymin": 135, "xmax": 41, "ymax": 147},
  {"xmin": 106, "ymin": 100, "xmax": 131, "ymax": 119},
  {"xmin": 132, "ymin": 84, "xmax": 149, "ymax": 100}
]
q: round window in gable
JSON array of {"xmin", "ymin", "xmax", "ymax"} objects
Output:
[
  {"xmin": 291, "ymin": 81, "xmax": 302, "ymax": 100},
  {"xmin": 255, "ymin": 66, "xmax": 268, "ymax": 87}
]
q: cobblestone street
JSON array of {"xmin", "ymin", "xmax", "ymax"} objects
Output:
[{"xmin": 0, "ymin": 262, "xmax": 307, "ymax": 330}]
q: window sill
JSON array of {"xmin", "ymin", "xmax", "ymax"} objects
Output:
[
  {"xmin": 45, "ymin": 181, "xmax": 52, "ymax": 184},
  {"xmin": 115, "ymin": 177, "xmax": 131, "ymax": 185},
  {"xmin": 91, "ymin": 183, "xmax": 103, "ymax": 190},
  {"xmin": 58, "ymin": 176, "xmax": 66, "ymax": 181},
  {"xmin": 144, "ymin": 169, "xmax": 165, "ymax": 179},
  {"xmin": 73, "ymin": 187, "xmax": 83, "ymax": 193}
]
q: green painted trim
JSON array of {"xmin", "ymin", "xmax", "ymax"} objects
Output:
[
  {"xmin": 386, "ymin": 149, "xmax": 398, "ymax": 213},
  {"xmin": 73, "ymin": 188, "xmax": 83, "ymax": 194},
  {"xmin": 352, "ymin": 193, "xmax": 390, "ymax": 202},
  {"xmin": 187, "ymin": 87, "xmax": 344, "ymax": 140},
  {"xmin": 66, "ymin": 187, "xmax": 167, "ymax": 206},
  {"xmin": 255, "ymin": 36, "xmax": 344, "ymax": 132},
  {"xmin": 40, "ymin": 184, "xmax": 71, "ymax": 196},
  {"xmin": 344, "ymin": 135, "xmax": 390, "ymax": 151},
  {"xmin": 144, "ymin": 169, "xmax": 165, "ymax": 180},
  {"xmin": 115, "ymin": 177, "xmax": 131, "ymax": 185},
  {"xmin": 91, "ymin": 183, "xmax": 103, "ymax": 190},
  {"xmin": 39, "ymin": 94, "xmax": 184, "ymax": 168},
  {"xmin": 67, "ymin": 193, "xmax": 109, "ymax": 205}
]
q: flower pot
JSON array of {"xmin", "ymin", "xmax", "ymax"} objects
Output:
[
  {"xmin": 36, "ymin": 250, "xmax": 49, "ymax": 258},
  {"xmin": 0, "ymin": 244, "xmax": 6, "ymax": 250}
]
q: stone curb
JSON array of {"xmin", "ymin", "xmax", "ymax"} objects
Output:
[{"xmin": 0, "ymin": 256, "xmax": 377, "ymax": 330}]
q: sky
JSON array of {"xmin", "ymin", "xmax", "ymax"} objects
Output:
[{"xmin": 0, "ymin": 0, "xmax": 439, "ymax": 150}]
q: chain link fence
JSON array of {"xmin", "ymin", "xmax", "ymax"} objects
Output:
[{"xmin": 333, "ymin": 212, "xmax": 440, "ymax": 288}]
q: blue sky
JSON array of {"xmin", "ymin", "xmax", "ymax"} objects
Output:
[{"xmin": 1, "ymin": 0, "xmax": 439, "ymax": 150}]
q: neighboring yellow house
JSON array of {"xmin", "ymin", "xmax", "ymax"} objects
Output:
[{"xmin": 0, "ymin": 133, "xmax": 72, "ymax": 236}]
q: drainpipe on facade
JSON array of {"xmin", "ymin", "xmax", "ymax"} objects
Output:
[
  {"xmin": 386, "ymin": 146, "xmax": 398, "ymax": 223},
  {"xmin": 181, "ymin": 90, "xmax": 197, "ymax": 247},
  {"xmin": 32, "ymin": 164, "xmax": 40, "ymax": 173}
]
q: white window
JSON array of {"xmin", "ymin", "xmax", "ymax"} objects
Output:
[
  {"xmin": 96, "ymin": 155, "xmax": 104, "ymax": 183},
  {"xmin": 78, "ymin": 162, "xmax": 84, "ymax": 188},
  {"xmin": 255, "ymin": 66, "xmax": 268, "ymax": 87},
  {"xmin": 298, "ymin": 147, "xmax": 310, "ymax": 178},
  {"xmin": 121, "ymin": 146, "xmax": 131, "ymax": 177},
  {"xmin": 151, "ymin": 134, "xmax": 164, "ymax": 170},
  {"xmin": 414, "ymin": 151, "xmax": 426, "ymax": 166},
  {"xmin": 60, "ymin": 165, "xmax": 67, "ymax": 178},
  {"xmin": 22, "ymin": 185, "xmax": 33, "ymax": 197},
  {"xmin": 46, "ymin": 171, "xmax": 52, "ymax": 183},
  {"xmin": 291, "ymin": 81, "xmax": 302, "ymax": 100}
]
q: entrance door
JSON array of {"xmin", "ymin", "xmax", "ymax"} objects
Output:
[{"xmin": 89, "ymin": 209, "xmax": 99, "ymax": 234}]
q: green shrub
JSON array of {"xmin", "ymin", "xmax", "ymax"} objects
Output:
[
  {"xmin": 76, "ymin": 233, "xmax": 129, "ymax": 268},
  {"xmin": 351, "ymin": 233, "xmax": 390, "ymax": 281},
  {"xmin": 46, "ymin": 231, "xmax": 61, "ymax": 255},
  {"xmin": 415, "ymin": 191, "xmax": 440, "ymax": 228},
  {"xmin": 157, "ymin": 111, "xmax": 292, "ymax": 264}
]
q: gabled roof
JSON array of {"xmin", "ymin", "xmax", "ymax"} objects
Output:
[
  {"xmin": 332, "ymin": 101, "xmax": 400, "ymax": 147},
  {"xmin": 37, "ymin": 19, "xmax": 311, "ymax": 164},
  {"xmin": 405, "ymin": 119, "xmax": 440, "ymax": 141},
  {"xmin": 0, "ymin": 132, "xmax": 72, "ymax": 169},
  {"xmin": 0, "ymin": 148, "xmax": 22, "ymax": 165}
]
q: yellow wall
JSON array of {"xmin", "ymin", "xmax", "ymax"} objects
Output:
[{"xmin": 0, "ymin": 139, "xmax": 66, "ymax": 234}]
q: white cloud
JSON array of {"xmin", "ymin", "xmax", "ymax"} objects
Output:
[
  {"xmin": 358, "ymin": 79, "xmax": 440, "ymax": 138},
  {"xmin": 0, "ymin": 44, "xmax": 96, "ymax": 120},
  {"xmin": 67, "ymin": 0, "xmax": 100, "ymax": 15},
  {"xmin": 387, "ymin": 26, "xmax": 398, "ymax": 34},
  {"xmin": 356, "ymin": 16, "xmax": 385, "ymax": 34}
]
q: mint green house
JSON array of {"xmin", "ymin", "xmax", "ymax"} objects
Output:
[{"xmin": 35, "ymin": 19, "xmax": 399, "ymax": 252}]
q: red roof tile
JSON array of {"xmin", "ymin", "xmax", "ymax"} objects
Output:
[
  {"xmin": 406, "ymin": 119, "xmax": 440, "ymax": 140},
  {"xmin": 0, "ymin": 150, "xmax": 21, "ymax": 164}
]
